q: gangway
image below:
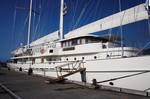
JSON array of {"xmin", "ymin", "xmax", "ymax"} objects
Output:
[{"xmin": 54, "ymin": 60, "xmax": 86, "ymax": 82}]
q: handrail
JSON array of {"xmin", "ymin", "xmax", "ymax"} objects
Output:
[{"xmin": 55, "ymin": 60, "xmax": 85, "ymax": 78}]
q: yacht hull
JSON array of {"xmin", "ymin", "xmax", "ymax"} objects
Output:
[{"xmin": 7, "ymin": 55, "xmax": 150, "ymax": 92}]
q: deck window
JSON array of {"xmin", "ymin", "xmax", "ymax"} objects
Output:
[
  {"xmin": 77, "ymin": 39, "xmax": 82, "ymax": 45},
  {"xmin": 71, "ymin": 40, "xmax": 77, "ymax": 46},
  {"xmin": 82, "ymin": 38, "xmax": 86, "ymax": 44}
]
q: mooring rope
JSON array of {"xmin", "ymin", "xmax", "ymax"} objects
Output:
[{"xmin": 97, "ymin": 71, "xmax": 149, "ymax": 83}]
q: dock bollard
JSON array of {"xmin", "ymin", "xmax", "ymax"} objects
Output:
[
  {"xmin": 8, "ymin": 67, "xmax": 10, "ymax": 71},
  {"xmin": 28, "ymin": 68, "xmax": 33, "ymax": 75},
  {"xmin": 19, "ymin": 67, "xmax": 22, "ymax": 71},
  {"xmin": 92, "ymin": 79, "xmax": 99, "ymax": 89}
]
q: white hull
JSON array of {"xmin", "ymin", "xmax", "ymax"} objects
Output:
[{"xmin": 7, "ymin": 55, "xmax": 150, "ymax": 92}]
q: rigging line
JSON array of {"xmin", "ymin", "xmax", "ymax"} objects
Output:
[
  {"xmin": 95, "ymin": 0, "xmax": 103, "ymax": 21},
  {"xmin": 144, "ymin": 88, "xmax": 150, "ymax": 92},
  {"xmin": 93, "ymin": 0, "xmax": 101, "ymax": 20},
  {"xmin": 11, "ymin": 7, "xmax": 17, "ymax": 51},
  {"xmin": 86, "ymin": 70, "xmax": 150, "ymax": 73},
  {"xmin": 108, "ymin": 1, "xmax": 116, "ymax": 42},
  {"xmin": 33, "ymin": 0, "xmax": 42, "ymax": 41},
  {"xmin": 32, "ymin": 0, "xmax": 41, "ymax": 42},
  {"xmin": 97, "ymin": 71, "xmax": 149, "ymax": 84},
  {"xmin": 34, "ymin": 0, "xmax": 46, "ymax": 40},
  {"xmin": 107, "ymin": 1, "xmax": 115, "ymax": 55},
  {"xmin": 107, "ymin": 29, "xmax": 112, "ymax": 55},
  {"xmin": 68, "ymin": 0, "xmax": 75, "ymax": 32},
  {"xmin": 72, "ymin": 0, "xmax": 91, "ymax": 30},
  {"xmin": 80, "ymin": 0, "xmax": 96, "ymax": 27},
  {"xmin": 20, "ymin": 15, "xmax": 29, "ymax": 40},
  {"xmin": 70, "ymin": 0, "xmax": 78, "ymax": 31},
  {"xmin": 78, "ymin": 0, "xmax": 93, "ymax": 28},
  {"xmin": 136, "ymin": 41, "xmax": 150, "ymax": 55},
  {"xmin": 119, "ymin": 0, "xmax": 124, "ymax": 57},
  {"xmin": 32, "ymin": 0, "xmax": 36, "ymax": 41}
]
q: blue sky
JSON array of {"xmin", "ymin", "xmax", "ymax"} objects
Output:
[{"xmin": 0, "ymin": 0, "xmax": 149, "ymax": 61}]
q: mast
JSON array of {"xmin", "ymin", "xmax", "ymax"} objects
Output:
[
  {"xmin": 27, "ymin": 0, "xmax": 33, "ymax": 48},
  {"xmin": 59, "ymin": 0, "xmax": 64, "ymax": 40}
]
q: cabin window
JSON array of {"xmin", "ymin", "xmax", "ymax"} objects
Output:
[
  {"xmin": 49, "ymin": 49, "xmax": 53, "ymax": 53},
  {"xmin": 62, "ymin": 42, "xmax": 66, "ymax": 47},
  {"xmin": 87, "ymin": 38, "xmax": 92, "ymax": 43},
  {"xmin": 63, "ymin": 47, "xmax": 75, "ymax": 51},
  {"xmin": 14, "ymin": 59, "xmax": 17, "ymax": 63},
  {"xmin": 71, "ymin": 40, "xmax": 77, "ymax": 46},
  {"xmin": 85, "ymin": 38, "xmax": 88, "ymax": 44},
  {"xmin": 82, "ymin": 38, "xmax": 86, "ymax": 44},
  {"xmin": 64, "ymin": 41, "xmax": 67, "ymax": 47},
  {"xmin": 77, "ymin": 39, "xmax": 82, "ymax": 45},
  {"xmin": 94, "ymin": 56, "xmax": 97, "ymax": 59},
  {"xmin": 68, "ymin": 41, "xmax": 71, "ymax": 47},
  {"xmin": 74, "ymin": 58, "xmax": 76, "ymax": 60},
  {"xmin": 47, "ymin": 58, "xmax": 52, "ymax": 61}
]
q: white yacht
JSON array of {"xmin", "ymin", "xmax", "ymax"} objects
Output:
[{"xmin": 8, "ymin": 0, "xmax": 150, "ymax": 93}]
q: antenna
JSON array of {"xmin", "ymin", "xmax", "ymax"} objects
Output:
[{"xmin": 27, "ymin": 0, "xmax": 33, "ymax": 48}]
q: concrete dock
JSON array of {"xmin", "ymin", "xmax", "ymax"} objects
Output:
[{"xmin": 0, "ymin": 67, "xmax": 149, "ymax": 99}]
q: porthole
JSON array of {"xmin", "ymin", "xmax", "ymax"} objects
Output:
[
  {"xmin": 74, "ymin": 58, "xmax": 76, "ymax": 60},
  {"xmin": 49, "ymin": 49, "xmax": 53, "ymax": 53},
  {"xmin": 102, "ymin": 45, "xmax": 106, "ymax": 49},
  {"xmin": 109, "ymin": 82, "xmax": 114, "ymax": 86},
  {"xmin": 94, "ymin": 56, "xmax": 97, "ymax": 59},
  {"xmin": 82, "ymin": 57, "xmax": 84, "ymax": 60}
]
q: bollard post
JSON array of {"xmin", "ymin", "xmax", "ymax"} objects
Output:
[
  {"xmin": 28, "ymin": 68, "xmax": 33, "ymax": 75},
  {"xmin": 92, "ymin": 79, "xmax": 99, "ymax": 89},
  {"xmin": 19, "ymin": 67, "xmax": 22, "ymax": 71},
  {"xmin": 8, "ymin": 67, "xmax": 10, "ymax": 71}
]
